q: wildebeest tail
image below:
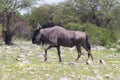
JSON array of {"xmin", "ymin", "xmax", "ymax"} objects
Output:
[{"xmin": 85, "ymin": 35, "xmax": 91, "ymax": 50}]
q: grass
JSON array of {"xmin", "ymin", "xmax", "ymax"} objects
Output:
[{"xmin": 0, "ymin": 40, "xmax": 120, "ymax": 80}]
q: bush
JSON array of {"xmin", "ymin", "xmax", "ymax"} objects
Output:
[
  {"xmin": 65, "ymin": 23, "xmax": 83, "ymax": 31},
  {"xmin": 65, "ymin": 23, "xmax": 116, "ymax": 46},
  {"xmin": 83, "ymin": 23, "xmax": 112, "ymax": 46},
  {"xmin": 82, "ymin": 23, "xmax": 103, "ymax": 45}
]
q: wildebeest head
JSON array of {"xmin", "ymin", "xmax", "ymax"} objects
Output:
[{"xmin": 32, "ymin": 23, "xmax": 42, "ymax": 44}]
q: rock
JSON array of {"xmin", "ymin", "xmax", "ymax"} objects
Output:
[
  {"xmin": 45, "ymin": 74, "xmax": 51, "ymax": 78},
  {"xmin": 26, "ymin": 67, "xmax": 36, "ymax": 71},
  {"xmin": 20, "ymin": 78, "xmax": 25, "ymax": 80},
  {"xmin": 110, "ymin": 48, "xmax": 116, "ymax": 51},
  {"xmin": 16, "ymin": 57, "xmax": 26, "ymax": 61},
  {"xmin": 17, "ymin": 54, "xmax": 25, "ymax": 58},
  {"xmin": 68, "ymin": 62, "xmax": 77, "ymax": 66},
  {"xmin": 92, "ymin": 45, "xmax": 107, "ymax": 50},
  {"xmin": 115, "ymin": 77, "xmax": 120, "ymax": 80},
  {"xmin": 86, "ymin": 60, "xmax": 93, "ymax": 65},
  {"xmin": 99, "ymin": 59, "xmax": 106, "ymax": 65},
  {"xmin": 105, "ymin": 74, "xmax": 110, "ymax": 78},
  {"xmin": 105, "ymin": 74, "xmax": 114, "ymax": 79},
  {"xmin": 45, "ymin": 74, "xmax": 53, "ymax": 80},
  {"xmin": 79, "ymin": 75, "xmax": 96, "ymax": 80},
  {"xmin": 21, "ymin": 60, "xmax": 31, "ymax": 64},
  {"xmin": 93, "ymin": 69, "xmax": 99, "ymax": 74},
  {"xmin": 60, "ymin": 77, "xmax": 72, "ymax": 80},
  {"xmin": 16, "ymin": 54, "xmax": 26, "ymax": 61},
  {"xmin": 96, "ymin": 74, "xmax": 104, "ymax": 80}
]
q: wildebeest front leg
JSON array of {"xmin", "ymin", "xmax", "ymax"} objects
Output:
[
  {"xmin": 76, "ymin": 45, "xmax": 82, "ymax": 61},
  {"xmin": 44, "ymin": 46, "xmax": 52, "ymax": 61},
  {"xmin": 56, "ymin": 46, "xmax": 62, "ymax": 62}
]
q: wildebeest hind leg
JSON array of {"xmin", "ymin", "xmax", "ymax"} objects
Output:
[
  {"xmin": 44, "ymin": 45, "xmax": 52, "ymax": 61},
  {"xmin": 88, "ymin": 50, "xmax": 93, "ymax": 60},
  {"xmin": 82, "ymin": 44, "xmax": 93, "ymax": 60}
]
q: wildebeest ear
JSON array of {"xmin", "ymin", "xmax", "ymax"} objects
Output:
[{"xmin": 37, "ymin": 23, "xmax": 42, "ymax": 30}]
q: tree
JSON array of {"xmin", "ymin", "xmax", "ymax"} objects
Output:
[
  {"xmin": 52, "ymin": 0, "xmax": 80, "ymax": 25},
  {"xmin": 0, "ymin": 0, "xmax": 39, "ymax": 45},
  {"xmin": 72, "ymin": 0, "xmax": 120, "ymax": 29},
  {"xmin": 29, "ymin": 0, "xmax": 81, "ymax": 29},
  {"xmin": 29, "ymin": 4, "xmax": 57, "ymax": 29}
]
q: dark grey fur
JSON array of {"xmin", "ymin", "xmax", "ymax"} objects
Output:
[{"xmin": 32, "ymin": 26, "xmax": 93, "ymax": 62}]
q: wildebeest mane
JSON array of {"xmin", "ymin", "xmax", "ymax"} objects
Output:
[{"xmin": 41, "ymin": 22, "xmax": 64, "ymax": 29}]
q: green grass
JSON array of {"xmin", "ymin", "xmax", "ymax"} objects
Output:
[{"xmin": 0, "ymin": 40, "xmax": 120, "ymax": 80}]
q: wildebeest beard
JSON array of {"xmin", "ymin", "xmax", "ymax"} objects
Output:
[
  {"xmin": 38, "ymin": 39, "xmax": 45, "ymax": 46},
  {"xmin": 35, "ymin": 32, "xmax": 47, "ymax": 46}
]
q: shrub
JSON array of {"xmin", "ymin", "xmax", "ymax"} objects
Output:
[
  {"xmin": 100, "ymin": 29, "xmax": 111, "ymax": 46},
  {"xmin": 82, "ymin": 23, "xmax": 103, "ymax": 45},
  {"xmin": 65, "ymin": 23, "xmax": 83, "ymax": 31},
  {"xmin": 65, "ymin": 23, "xmax": 116, "ymax": 46}
]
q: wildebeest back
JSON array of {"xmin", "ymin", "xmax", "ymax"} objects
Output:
[{"xmin": 40, "ymin": 26, "xmax": 86, "ymax": 47}]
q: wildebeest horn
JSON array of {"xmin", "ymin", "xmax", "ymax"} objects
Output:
[{"xmin": 37, "ymin": 23, "xmax": 41, "ymax": 29}]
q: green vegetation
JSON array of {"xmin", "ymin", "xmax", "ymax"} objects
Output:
[
  {"xmin": 0, "ymin": 0, "xmax": 120, "ymax": 45},
  {"xmin": 0, "ymin": 40, "xmax": 120, "ymax": 80},
  {"xmin": 0, "ymin": 0, "xmax": 38, "ymax": 45},
  {"xmin": 26, "ymin": 0, "xmax": 120, "ymax": 46},
  {"xmin": 65, "ymin": 23, "xmax": 115, "ymax": 46}
]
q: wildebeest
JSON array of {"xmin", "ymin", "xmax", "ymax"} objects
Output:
[{"xmin": 32, "ymin": 23, "xmax": 93, "ymax": 62}]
